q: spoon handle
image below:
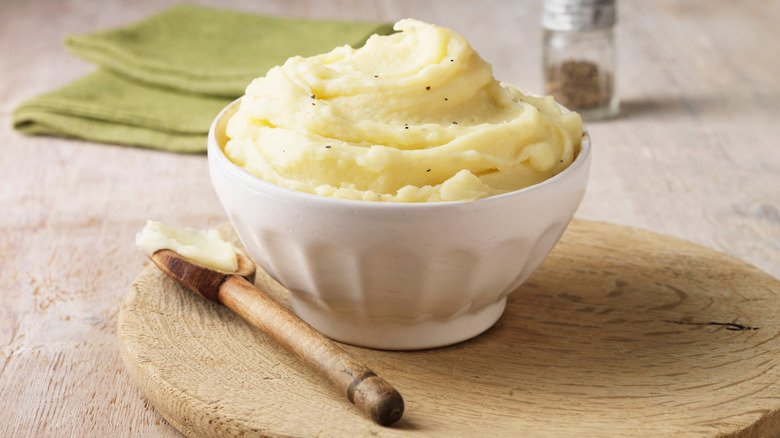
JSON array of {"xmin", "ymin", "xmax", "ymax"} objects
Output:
[{"xmin": 218, "ymin": 275, "xmax": 404, "ymax": 426}]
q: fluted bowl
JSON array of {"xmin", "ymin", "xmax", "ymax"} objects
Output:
[{"xmin": 208, "ymin": 100, "xmax": 591, "ymax": 350}]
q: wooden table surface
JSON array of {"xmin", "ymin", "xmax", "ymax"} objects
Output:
[{"xmin": 1, "ymin": 0, "xmax": 778, "ymax": 436}]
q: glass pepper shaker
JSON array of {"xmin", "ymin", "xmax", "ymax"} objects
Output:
[{"xmin": 542, "ymin": 0, "xmax": 619, "ymax": 120}]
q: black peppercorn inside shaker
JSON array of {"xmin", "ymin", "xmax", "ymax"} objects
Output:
[{"xmin": 542, "ymin": 0, "xmax": 619, "ymax": 120}]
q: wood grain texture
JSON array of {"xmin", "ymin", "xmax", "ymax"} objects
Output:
[
  {"xmin": 219, "ymin": 275, "xmax": 405, "ymax": 426},
  {"xmin": 1, "ymin": 0, "xmax": 779, "ymax": 437},
  {"xmin": 118, "ymin": 221, "xmax": 780, "ymax": 438}
]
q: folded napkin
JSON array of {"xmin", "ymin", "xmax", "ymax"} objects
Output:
[{"xmin": 13, "ymin": 4, "xmax": 394, "ymax": 153}]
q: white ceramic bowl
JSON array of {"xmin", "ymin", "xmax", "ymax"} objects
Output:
[{"xmin": 208, "ymin": 100, "xmax": 591, "ymax": 350}]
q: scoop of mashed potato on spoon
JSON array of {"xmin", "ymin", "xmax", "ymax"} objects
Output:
[{"xmin": 224, "ymin": 18, "xmax": 583, "ymax": 202}]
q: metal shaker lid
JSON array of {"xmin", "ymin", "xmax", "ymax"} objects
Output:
[{"xmin": 542, "ymin": 0, "xmax": 617, "ymax": 31}]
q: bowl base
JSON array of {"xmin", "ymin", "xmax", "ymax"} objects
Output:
[{"xmin": 289, "ymin": 298, "xmax": 507, "ymax": 350}]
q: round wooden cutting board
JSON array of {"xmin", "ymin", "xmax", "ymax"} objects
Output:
[{"xmin": 118, "ymin": 219, "xmax": 780, "ymax": 438}]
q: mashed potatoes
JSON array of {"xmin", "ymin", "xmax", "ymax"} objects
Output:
[
  {"xmin": 136, "ymin": 221, "xmax": 239, "ymax": 272},
  {"xmin": 224, "ymin": 19, "xmax": 583, "ymax": 202}
]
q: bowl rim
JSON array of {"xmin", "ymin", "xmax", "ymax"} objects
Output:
[{"xmin": 208, "ymin": 98, "xmax": 591, "ymax": 210}]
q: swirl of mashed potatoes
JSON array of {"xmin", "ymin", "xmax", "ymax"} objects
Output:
[{"xmin": 224, "ymin": 19, "xmax": 583, "ymax": 202}]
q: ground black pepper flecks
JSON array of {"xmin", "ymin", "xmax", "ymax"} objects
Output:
[{"xmin": 545, "ymin": 60, "xmax": 612, "ymax": 110}]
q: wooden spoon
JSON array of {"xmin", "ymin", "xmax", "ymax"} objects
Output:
[{"xmin": 147, "ymin": 248, "xmax": 404, "ymax": 426}]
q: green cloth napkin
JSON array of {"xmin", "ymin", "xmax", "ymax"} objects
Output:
[{"xmin": 13, "ymin": 4, "xmax": 394, "ymax": 153}]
